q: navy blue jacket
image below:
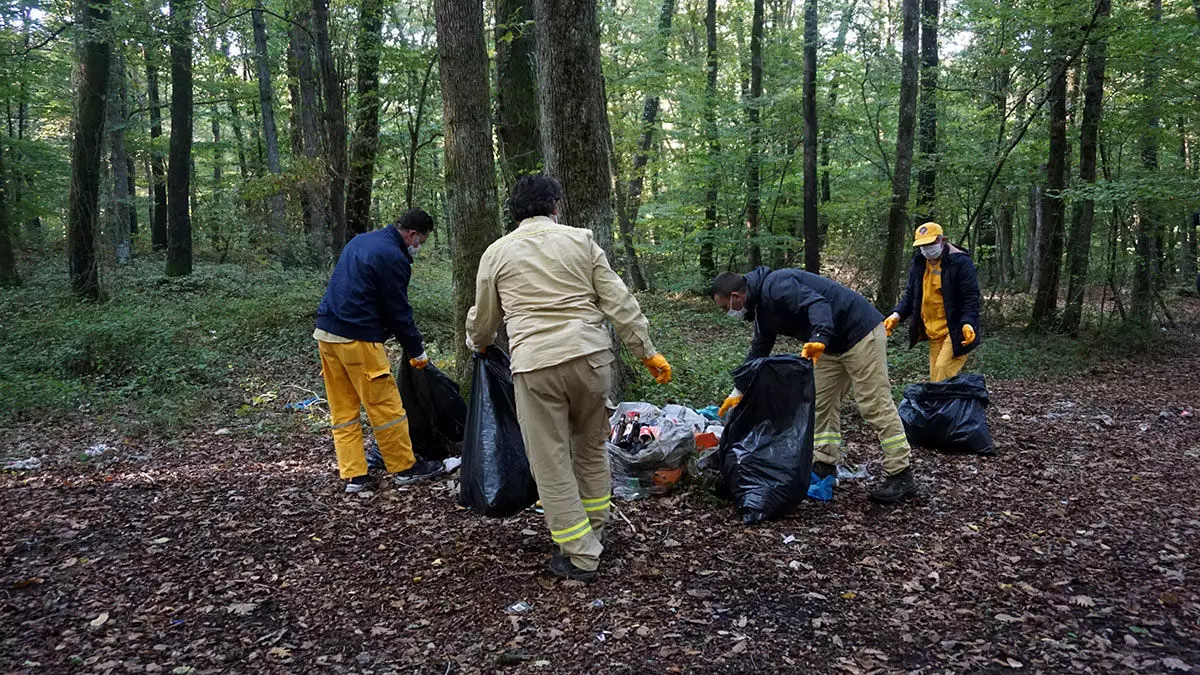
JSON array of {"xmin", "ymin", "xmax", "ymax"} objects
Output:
[
  {"xmin": 744, "ymin": 267, "xmax": 883, "ymax": 359},
  {"xmin": 316, "ymin": 226, "xmax": 423, "ymax": 356},
  {"xmin": 892, "ymin": 246, "xmax": 981, "ymax": 358}
]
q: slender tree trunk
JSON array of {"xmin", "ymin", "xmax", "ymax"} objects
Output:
[
  {"xmin": 1131, "ymin": 0, "xmax": 1161, "ymax": 326},
  {"xmin": 108, "ymin": 54, "xmax": 133, "ymax": 265},
  {"xmin": 1030, "ymin": 41, "xmax": 1070, "ymax": 328},
  {"xmin": 0, "ymin": 143, "xmax": 19, "ymax": 287},
  {"xmin": 126, "ymin": 156, "xmax": 137, "ymax": 235},
  {"xmin": 435, "ymin": 0, "xmax": 502, "ymax": 383},
  {"xmin": 700, "ymin": 0, "xmax": 718, "ymax": 279},
  {"xmin": 289, "ymin": 3, "xmax": 329, "ymax": 263},
  {"xmin": 745, "ymin": 0, "xmax": 764, "ymax": 268},
  {"xmin": 404, "ymin": 56, "xmax": 436, "ymax": 210},
  {"xmin": 251, "ymin": 1, "xmax": 289, "ymax": 260},
  {"xmin": 146, "ymin": 48, "xmax": 167, "ymax": 251},
  {"xmin": 915, "ymin": 0, "xmax": 939, "ymax": 216},
  {"xmin": 346, "ymin": 0, "xmax": 383, "ymax": 236},
  {"xmin": 801, "ymin": 0, "xmax": 819, "ymax": 272},
  {"xmin": 1062, "ymin": 0, "xmax": 1109, "ymax": 333},
  {"xmin": 495, "ymin": 0, "xmax": 543, "ymax": 206},
  {"xmin": 312, "ymin": 0, "xmax": 349, "ymax": 254},
  {"xmin": 1181, "ymin": 123, "xmax": 1197, "ymax": 286},
  {"xmin": 817, "ymin": 0, "xmax": 855, "ymax": 244},
  {"xmin": 997, "ymin": 194, "xmax": 1014, "ymax": 285},
  {"xmin": 165, "ymin": 0, "xmax": 193, "ymax": 277},
  {"xmin": 875, "ymin": 0, "xmax": 920, "ymax": 310},
  {"xmin": 67, "ymin": 0, "xmax": 112, "ymax": 298}
]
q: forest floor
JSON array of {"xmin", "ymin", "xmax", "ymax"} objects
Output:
[{"xmin": 2, "ymin": 262, "xmax": 1199, "ymax": 672}]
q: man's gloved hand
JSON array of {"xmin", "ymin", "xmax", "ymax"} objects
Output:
[
  {"xmin": 800, "ymin": 342, "xmax": 826, "ymax": 363},
  {"xmin": 465, "ymin": 336, "xmax": 486, "ymax": 355},
  {"xmin": 409, "ymin": 351, "xmax": 430, "ymax": 369},
  {"xmin": 884, "ymin": 312, "xmax": 901, "ymax": 336},
  {"xmin": 962, "ymin": 324, "xmax": 976, "ymax": 346},
  {"xmin": 718, "ymin": 389, "xmax": 744, "ymax": 418},
  {"xmin": 642, "ymin": 353, "xmax": 673, "ymax": 384}
]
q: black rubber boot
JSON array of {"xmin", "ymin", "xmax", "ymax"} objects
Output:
[
  {"xmin": 548, "ymin": 555, "xmax": 598, "ymax": 583},
  {"xmin": 868, "ymin": 467, "xmax": 919, "ymax": 504}
]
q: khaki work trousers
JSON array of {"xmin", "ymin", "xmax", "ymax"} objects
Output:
[
  {"xmin": 813, "ymin": 323, "xmax": 912, "ymax": 476},
  {"xmin": 318, "ymin": 340, "xmax": 416, "ymax": 479},
  {"xmin": 928, "ymin": 336, "xmax": 968, "ymax": 382},
  {"xmin": 513, "ymin": 353, "xmax": 614, "ymax": 572}
]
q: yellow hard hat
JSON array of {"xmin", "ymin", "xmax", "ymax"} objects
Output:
[{"xmin": 913, "ymin": 222, "xmax": 944, "ymax": 247}]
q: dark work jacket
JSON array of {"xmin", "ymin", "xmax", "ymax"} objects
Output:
[
  {"xmin": 744, "ymin": 267, "xmax": 883, "ymax": 359},
  {"xmin": 316, "ymin": 226, "xmax": 424, "ymax": 356},
  {"xmin": 892, "ymin": 246, "xmax": 981, "ymax": 358}
]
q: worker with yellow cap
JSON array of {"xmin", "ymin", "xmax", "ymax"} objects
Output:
[{"xmin": 885, "ymin": 223, "xmax": 982, "ymax": 381}]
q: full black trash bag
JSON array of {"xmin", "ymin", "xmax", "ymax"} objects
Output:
[
  {"xmin": 898, "ymin": 373, "xmax": 994, "ymax": 455},
  {"xmin": 717, "ymin": 356, "xmax": 815, "ymax": 524},
  {"xmin": 458, "ymin": 347, "xmax": 538, "ymax": 518},
  {"xmin": 365, "ymin": 358, "xmax": 467, "ymax": 470}
]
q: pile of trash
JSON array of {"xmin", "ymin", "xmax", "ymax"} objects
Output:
[{"xmin": 606, "ymin": 403, "xmax": 722, "ymax": 500}]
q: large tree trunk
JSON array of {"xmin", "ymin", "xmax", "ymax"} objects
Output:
[
  {"xmin": 146, "ymin": 46, "xmax": 167, "ymax": 252},
  {"xmin": 108, "ymin": 54, "xmax": 133, "ymax": 265},
  {"xmin": 495, "ymin": 0, "xmax": 543, "ymax": 208},
  {"xmin": 251, "ymin": 1, "xmax": 289, "ymax": 261},
  {"xmin": 67, "ymin": 0, "xmax": 112, "ymax": 298},
  {"xmin": 700, "ymin": 0, "xmax": 718, "ymax": 279},
  {"xmin": 288, "ymin": 3, "xmax": 329, "ymax": 263},
  {"xmin": 312, "ymin": 0, "xmax": 349, "ymax": 254},
  {"xmin": 0, "ymin": 143, "xmax": 19, "ymax": 287},
  {"xmin": 346, "ymin": 0, "xmax": 383, "ymax": 236},
  {"xmin": 1030, "ymin": 42, "xmax": 1070, "ymax": 328},
  {"xmin": 435, "ymin": 0, "xmax": 502, "ymax": 384},
  {"xmin": 745, "ymin": 0, "xmax": 764, "ymax": 268},
  {"xmin": 165, "ymin": 0, "xmax": 193, "ymax": 277},
  {"xmin": 1062, "ymin": 0, "xmax": 1109, "ymax": 333},
  {"xmin": 616, "ymin": 0, "xmax": 674, "ymax": 292},
  {"xmin": 801, "ymin": 0, "xmax": 819, "ymax": 272},
  {"xmin": 915, "ymin": 0, "xmax": 939, "ymax": 216},
  {"xmin": 875, "ymin": 0, "xmax": 920, "ymax": 310},
  {"xmin": 1131, "ymin": 0, "xmax": 1161, "ymax": 326}
]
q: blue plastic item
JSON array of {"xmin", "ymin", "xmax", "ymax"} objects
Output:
[
  {"xmin": 698, "ymin": 405, "xmax": 722, "ymax": 421},
  {"xmin": 807, "ymin": 473, "xmax": 835, "ymax": 501}
]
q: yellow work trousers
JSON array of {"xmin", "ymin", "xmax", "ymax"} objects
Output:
[
  {"xmin": 928, "ymin": 336, "xmax": 968, "ymax": 382},
  {"xmin": 813, "ymin": 323, "xmax": 912, "ymax": 476},
  {"xmin": 512, "ymin": 353, "xmax": 614, "ymax": 572},
  {"xmin": 318, "ymin": 340, "xmax": 416, "ymax": 479}
]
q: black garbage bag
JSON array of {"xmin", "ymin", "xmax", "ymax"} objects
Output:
[
  {"xmin": 458, "ymin": 347, "xmax": 538, "ymax": 517},
  {"xmin": 898, "ymin": 373, "xmax": 994, "ymax": 455},
  {"xmin": 397, "ymin": 354, "xmax": 467, "ymax": 461},
  {"xmin": 717, "ymin": 356, "xmax": 815, "ymax": 524}
]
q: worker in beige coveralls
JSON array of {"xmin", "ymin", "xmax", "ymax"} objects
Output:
[{"xmin": 465, "ymin": 175, "xmax": 673, "ymax": 582}]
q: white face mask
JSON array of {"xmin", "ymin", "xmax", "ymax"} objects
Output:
[
  {"xmin": 726, "ymin": 295, "xmax": 747, "ymax": 320},
  {"xmin": 920, "ymin": 243, "xmax": 942, "ymax": 260},
  {"xmin": 407, "ymin": 244, "xmax": 421, "ymax": 259}
]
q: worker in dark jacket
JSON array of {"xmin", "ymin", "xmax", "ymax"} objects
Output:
[
  {"xmin": 314, "ymin": 208, "xmax": 445, "ymax": 493},
  {"xmin": 885, "ymin": 222, "xmax": 981, "ymax": 382},
  {"xmin": 712, "ymin": 268, "xmax": 918, "ymax": 504}
]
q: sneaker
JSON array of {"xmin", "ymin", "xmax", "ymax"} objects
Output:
[
  {"xmin": 345, "ymin": 474, "xmax": 378, "ymax": 494},
  {"xmin": 868, "ymin": 467, "xmax": 919, "ymax": 504},
  {"xmin": 548, "ymin": 554, "xmax": 598, "ymax": 583},
  {"xmin": 393, "ymin": 458, "xmax": 445, "ymax": 485},
  {"xmin": 812, "ymin": 461, "xmax": 838, "ymax": 481}
]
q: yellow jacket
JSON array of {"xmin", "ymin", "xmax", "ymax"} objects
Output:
[{"xmin": 466, "ymin": 216, "xmax": 657, "ymax": 374}]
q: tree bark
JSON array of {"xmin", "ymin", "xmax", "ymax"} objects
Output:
[
  {"xmin": 312, "ymin": 0, "xmax": 349, "ymax": 254},
  {"xmin": 1061, "ymin": 0, "xmax": 1109, "ymax": 333},
  {"xmin": 915, "ymin": 0, "xmax": 939, "ymax": 216},
  {"xmin": 288, "ymin": 2, "xmax": 329, "ymax": 263},
  {"xmin": 495, "ymin": 0, "xmax": 543, "ymax": 207},
  {"xmin": 616, "ymin": 0, "xmax": 674, "ymax": 292},
  {"xmin": 745, "ymin": 0, "xmax": 764, "ymax": 268},
  {"xmin": 346, "ymin": 0, "xmax": 383, "ymax": 236},
  {"xmin": 801, "ymin": 0, "xmax": 819, "ymax": 272},
  {"xmin": 435, "ymin": 0, "xmax": 502, "ymax": 383},
  {"xmin": 875, "ymin": 0, "xmax": 920, "ymax": 310},
  {"xmin": 108, "ymin": 53, "xmax": 133, "ymax": 265},
  {"xmin": 700, "ymin": 0, "xmax": 718, "ymax": 279},
  {"xmin": 251, "ymin": 1, "xmax": 289, "ymax": 261},
  {"xmin": 1181, "ymin": 123, "xmax": 1197, "ymax": 286},
  {"xmin": 404, "ymin": 55, "xmax": 436, "ymax": 210},
  {"xmin": 817, "ymin": 0, "xmax": 855, "ymax": 244},
  {"xmin": 0, "ymin": 142, "xmax": 19, "ymax": 287},
  {"xmin": 67, "ymin": 0, "xmax": 112, "ymax": 298},
  {"xmin": 165, "ymin": 0, "xmax": 193, "ymax": 277},
  {"xmin": 997, "ymin": 193, "xmax": 1014, "ymax": 285},
  {"xmin": 1030, "ymin": 42, "xmax": 1070, "ymax": 328},
  {"xmin": 146, "ymin": 46, "xmax": 167, "ymax": 251},
  {"xmin": 1131, "ymin": 0, "xmax": 1161, "ymax": 326}
]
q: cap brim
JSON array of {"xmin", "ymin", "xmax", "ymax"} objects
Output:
[{"xmin": 913, "ymin": 235, "xmax": 939, "ymax": 246}]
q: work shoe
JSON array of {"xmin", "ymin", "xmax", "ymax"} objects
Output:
[
  {"xmin": 345, "ymin": 474, "xmax": 378, "ymax": 494},
  {"xmin": 868, "ymin": 467, "xmax": 919, "ymax": 504},
  {"xmin": 393, "ymin": 458, "xmax": 445, "ymax": 485},
  {"xmin": 548, "ymin": 555, "xmax": 598, "ymax": 583},
  {"xmin": 812, "ymin": 461, "xmax": 838, "ymax": 481}
]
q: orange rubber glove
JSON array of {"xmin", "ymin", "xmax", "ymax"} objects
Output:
[
  {"xmin": 718, "ymin": 389, "xmax": 744, "ymax": 418},
  {"xmin": 409, "ymin": 351, "xmax": 430, "ymax": 369},
  {"xmin": 642, "ymin": 354, "xmax": 673, "ymax": 384},
  {"xmin": 800, "ymin": 342, "xmax": 826, "ymax": 363},
  {"xmin": 962, "ymin": 324, "xmax": 976, "ymax": 346},
  {"xmin": 884, "ymin": 312, "xmax": 901, "ymax": 336}
]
